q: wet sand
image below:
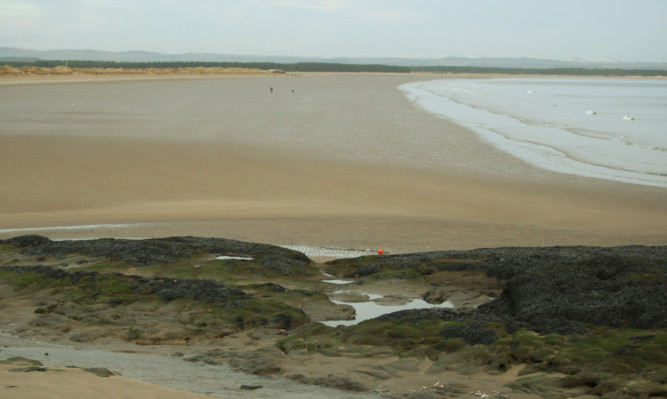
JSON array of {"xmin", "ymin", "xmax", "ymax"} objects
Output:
[{"xmin": 1, "ymin": 74, "xmax": 665, "ymax": 252}]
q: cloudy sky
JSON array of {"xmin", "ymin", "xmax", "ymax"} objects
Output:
[{"xmin": 2, "ymin": 0, "xmax": 666, "ymax": 62}]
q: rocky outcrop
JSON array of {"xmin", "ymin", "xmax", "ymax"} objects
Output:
[
  {"xmin": 333, "ymin": 245, "xmax": 666, "ymax": 281},
  {"xmin": 1, "ymin": 235, "xmax": 311, "ymax": 273},
  {"xmin": 372, "ymin": 246, "xmax": 667, "ymax": 336},
  {"xmin": 3, "ymin": 238, "xmax": 665, "ymax": 340},
  {"xmin": 478, "ymin": 254, "xmax": 667, "ymax": 334}
]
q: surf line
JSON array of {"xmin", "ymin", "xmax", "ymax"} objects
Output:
[{"xmin": 0, "ymin": 222, "xmax": 152, "ymax": 234}]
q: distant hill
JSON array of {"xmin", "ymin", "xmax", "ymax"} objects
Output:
[{"xmin": 2, "ymin": 47, "xmax": 666, "ymax": 70}]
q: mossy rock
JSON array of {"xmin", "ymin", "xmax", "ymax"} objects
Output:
[{"xmin": 371, "ymin": 268, "xmax": 423, "ymax": 280}]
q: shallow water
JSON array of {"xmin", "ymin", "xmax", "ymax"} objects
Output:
[
  {"xmin": 322, "ymin": 279, "xmax": 356, "ymax": 284},
  {"xmin": 322, "ymin": 291, "xmax": 454, "ymax": 327},
  {"xmin": 400, "ymin": 78, "xmax": 667, "ymax": 187}
]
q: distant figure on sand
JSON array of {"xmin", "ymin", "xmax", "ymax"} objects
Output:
[{"xmin": 269, "ymin": 87, "xmax": 273, "ymax": 93}]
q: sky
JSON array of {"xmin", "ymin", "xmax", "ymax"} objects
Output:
[{"xmin": 1, "ymin": 0, "xmax": 667, "ymax": 62}]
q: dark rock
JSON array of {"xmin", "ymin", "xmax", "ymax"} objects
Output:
[
  {"xmin": 289, "ymin": 374, "xmax": 367, "ymax": 391},
  {"xmin": 346, "ymin": 264, "xmax": 382, "ymax": 278},
  {"xmin": 422, "ymin": 288, "xmax": 446, "ymax": 304},
  {"xmin": 273, "ymin": 313, "xmax": 301, "ymax": 329},
  {"xmin": 331, "ymin": 245, "xmax": 667, "ymax": 282},
  {"xmin": 630, "ymin": 334, "xmax": 656, "ymax": 343},
  {"xmin": 231, "ymin": 359, "xmax": 282, "ymax": 375},
  {"xmin": 1, "ymin": 235, "xmax": 311, "ymax": 273},
  {"xmin": 612, "ymin": 345, "xmax": 638, "ymax": 356},
  {"xmin": 2, "ymin": 235, "xmax": 50, "ymax": 248},
  {"xmin": 147, "ymin": 277, "xmax": 247, "ymax": 304},
  {"xmin": 0, "ymin": 266, "xmax": 249, "ymax": 305},
  {"xmin": 240, "ymin": 385, "xmax": 263, "ymax": 390},
  {"xmin": 311, "ymin": 376, "xmax": 367, "ymax": 392},
  {"xmin": 227, "ymin": 348, "xmax": 285, "ymax": 375},
  {"xmin": 479, "ymin": 254, "xmax": 667, "ymax": 334},
  {"xmin": 83, "ymin": 367, "xmax": 118, "ymax": 377},
  {"xmin": 255, "ymin": 283, "xmax": 286, "ymax": 292},
  {"xmin": 440, "ymin": 322, "xmax": 499, "ymax": 345},
  {"xmin": 108, "ymin": 299, "xmax": 124, "ymax": 307},
  {"xmin": 23, "ymin": 367, "xmax": 47, "ymax": 372},
  {"xmin": 371, "ymin": 246, "xmax": 667, "ymax": 335}
]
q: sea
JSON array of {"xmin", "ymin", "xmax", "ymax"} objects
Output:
[{"xmin": 399, "ymin": 77, "xmax": 667, "ymax": 187}]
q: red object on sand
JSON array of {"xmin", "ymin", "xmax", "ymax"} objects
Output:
[{"xmin": 377, "ymin": 249, "xmax": 384, "ymax": 255}]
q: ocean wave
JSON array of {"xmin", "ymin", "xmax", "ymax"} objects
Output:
[{"xmin": 399, "ymin": 78, "xmax": 667, "ymax": 188}]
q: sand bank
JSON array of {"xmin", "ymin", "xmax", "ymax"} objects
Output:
[
  {"xmin": 0, "ymin": 363, "xmax": 215, "ymax": 399},
  {"xmin": 1, "ymin": 74, "xmax": 665, "ymax": 252}
]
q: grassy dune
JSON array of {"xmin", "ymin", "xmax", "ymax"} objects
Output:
[{"xmin": 0, "ymin": 65, "xmax": 278, "ymax": 77}]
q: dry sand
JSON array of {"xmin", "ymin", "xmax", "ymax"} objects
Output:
[{"xmin": 0, "ymin": 73, "xmax": 665, "ymax": 398}]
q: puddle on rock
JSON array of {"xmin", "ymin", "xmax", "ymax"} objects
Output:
[{"xmin": 322, "ymin": 290, "xmax": 454, "ymax": 327}]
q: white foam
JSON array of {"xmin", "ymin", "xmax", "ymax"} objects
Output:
[
  {"xmin": 0, "ymin": 223, "xmax": 150, "ymax": 234},
  {"xmin": 400, "ymin": 78, "xmax": 667, "ymax": 187}
]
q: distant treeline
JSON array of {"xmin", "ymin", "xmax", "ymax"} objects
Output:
[
  {"xmin": 3, "ymin": 60, "xmax": 666, "ymax": 76},
  {"xmin": 6, "ymin": 60, "xmax": 410, "ymax": 73}
]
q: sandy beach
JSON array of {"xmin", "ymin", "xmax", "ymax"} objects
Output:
[{"xmin": 1, "ymin": 74, "xmax": 665, "ymax": 252}]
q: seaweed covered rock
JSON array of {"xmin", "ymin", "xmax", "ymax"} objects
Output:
[
  {"xmin": 147, "ymin": 277, "xmax": 247, "ymax": 303},
  {"xmin": 439, "ymin": 322, "xmax": 499, "ymax": 345},
  {"xmin": 372, "ymin": 246, "xmax": 667, "ymax": 335},
  {"xmin": 0, "ymin": 265, "xmax": 248, "ymax": 305},
  {"xmin": 329, "ymin": 245, "xmax": 667, "ymax": 282},
  {"xmin": 1, "ymin": 235, "xmax": 311, "ymax": 273},
  {"xmin": 479, "ymin": 255, "xmax": 667, "ymax": 333}
]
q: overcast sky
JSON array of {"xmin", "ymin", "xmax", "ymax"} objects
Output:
[{"xmin": 2, "ymin": 0, "xmax": 666, "ymax": 62}]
